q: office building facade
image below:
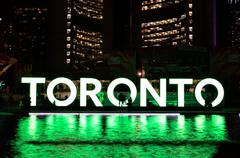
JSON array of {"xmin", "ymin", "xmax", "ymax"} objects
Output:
[
  {"xmin": 140, "ymin": 0, "xmax": 193, "ymax": 47},
  {"xmin": 65, "ymin": 0, "xmax": 104, "ymax": 72}
]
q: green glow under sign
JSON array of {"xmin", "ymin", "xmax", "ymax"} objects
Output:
[{"xmin": 13, "ymin": 115, "xmax": 228, "ymax": 158}]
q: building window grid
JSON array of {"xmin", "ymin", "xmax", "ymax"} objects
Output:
[
  {"xmin": 67, "ymin": 0, "xmax": 104, "ymax": 62},
  {"xmin": 73, "ymin": 0, "xmax": 103, "ymax": 20},
  {"xmin": 140, "ymin": 0, "xmax": 193, "ymax": 47},
  {"xmin": 141, "ymin": 12, "xmax": 191, "ymax": 46},
  {"xmin": 72, "ymin": 26, "xmax": 103, "ymax": 59},
  {"xmin": 11, "ymin": 7, "xmax": 47, "ymax": 57},
  {"xmin": 141, "ymin": 0, "xmax": 184, "ymax": 11}
]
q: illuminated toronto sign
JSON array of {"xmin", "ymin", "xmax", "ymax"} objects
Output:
[{"xmin": 21, "ymin": 77, "xmax": 224, "ymax": 107}]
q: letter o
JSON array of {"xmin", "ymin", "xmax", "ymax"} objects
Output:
[
  {"xmin": 47, "ymin": 77, "xmax": 77, "ymax": 106},
  {"xmin": 107, "ymin": 78, "xmax": 137, "ymax": 107},
  {"xmin": 195, "ymin": 78, "xmax": 224, "ymax": 107}
]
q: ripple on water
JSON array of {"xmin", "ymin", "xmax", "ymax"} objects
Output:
[{"xmin": 3, "ymin": 114, "xmax": 240, "ymax": 157}]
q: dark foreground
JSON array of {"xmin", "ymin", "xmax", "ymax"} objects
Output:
[{"xmin": 1, "ymin": 113, "xmax": 240, "ymax": 158}]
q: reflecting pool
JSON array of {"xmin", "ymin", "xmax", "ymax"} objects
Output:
[{"xmin": 1, "ymin": 114, "xmax": 240, "ymax": 157}]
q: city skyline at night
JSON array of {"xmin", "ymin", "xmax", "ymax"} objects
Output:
[
  {"xmin": 0, "ymin": 0, "xmax": 239, "ymax": 65},
  {"xmin": 1, "ymin": 1, "xmax": 240, "ymax": 157},
  {"xmin": 0, "ymin": 0, "xmax": 240, "ymax": 107}
]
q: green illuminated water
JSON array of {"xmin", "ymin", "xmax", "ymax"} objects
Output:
[{"xmin": 8, "ymin": 114, "xmax": 236, "ymax": 157}]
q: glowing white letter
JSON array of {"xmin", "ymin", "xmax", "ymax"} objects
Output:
[
  {"xmin": 195, "ymin": 78, "xmax": 224, "ymax": 107},
  {"xmin": 169, "ymin": 79, "xmax": 193, "ymax": 107},
  {"xmin": 107, "ymin": 78, "xmax": 137, "ymax": 107},
  {"xmin": 47, "ymin": 77, "xmax": 77, "ymax": 106},
  {"xmin": 140, "ymin": 78, "xmax": 166, "ymax": 107},
  {"xmin": 21, "ymin": 77, "xmax": 46, "ymax": 106},
  {"xmin": 80, "ymin": 78, "xmax": 103, "ymax": 107}
]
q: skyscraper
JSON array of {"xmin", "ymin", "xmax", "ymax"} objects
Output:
[
  {"xmin": 0, "ymin": 1, "xmax": 48, "ymax": 75},
  {"xmin": 0, "ymin": 18, "xmax": 15, "ymax": 56},
  {"xmin": 0, "ymin": 1, "xmax": 48, "ymax": 90},
  {"xmin": 66, "ymin": 0, "xmax": 104, "ymax": 71},
  {"xmin": 47, "ymin": 0, "xmax": 106, "ymax": 74},
  {"xmin": 134, "ymin": 0, "xmax": 213, "ymax": 79},
  {"xmin": 0, "ymin": 1, "xmax": 14, "ymax": 56},
  {"xmin": 14, "ymin": 6, "xmax": 48, "ymax": 73},
  {"xmin": 140, "ymin": 0, "xmax": 193, "ymax": 48},
  {"xmin": 217, "ymin": 0, "xmax": 240, "ymax": 48},
  {"xmin": 228, "ymin": 0, "xmax": 240, "ymax": 48}
]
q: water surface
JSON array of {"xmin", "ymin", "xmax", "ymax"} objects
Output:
[{"xmin": 1, "ymin": 114, "xmax": 240, "ymax": 157}]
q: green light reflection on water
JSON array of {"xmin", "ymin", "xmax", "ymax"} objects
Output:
[
  {"xmin": 210, "ymin": 115, "xmax": 227, "ymax": 140},
  {"xmin": 45, "ymin": 115, "xmax": 77, "ymax": 140},
  {"xmin": 194, "ymin": 115, "xmax": 227, "ymax": 141},
  {"xmin": 195, "ymin": 115, "xmax": 206, "ymax": 131},
  {"xmin": 106, "ymin": 115, "xmax": 137, "ymax": 141},
  {"xmin": 29, "ymin": 115, "xmax": 37, "ymax": 136},
  {"xmin": 13, "ymin": 114, "xmax": 229, "ymax": 158},
  {"xmin": 177, "ymin": 115, "xmax": 185, "ymax": 129},
  {"xmin": 176, "ymin": 115, "xmax": 187, "ymax": 138}
]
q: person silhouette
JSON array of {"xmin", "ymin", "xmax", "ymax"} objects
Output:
[
  {"xmin": 205, "ymin": 94, "xmax": 212, "ymax": 109},
  {"xmin": 118, "ymin": 93, "xmax": 125, "ymax": 107},
  {"xmin": 127, "ymin": 97, "xmax": 132, "ymax": 107}
]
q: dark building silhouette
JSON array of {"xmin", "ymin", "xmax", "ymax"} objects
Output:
[
  {"xmin": 0, "ymin": 1, "xmax": 48, "ymax": 92},
  {"xmin": 0, "ymin": 1, "xmax": 48, "ymax": 74},
  {"xmin": 112, "ymin": 0, "xmax": 131, "ymax": 50},
  {"xmin": 0, "ymin": 1, "xmax": 14, "ymax": 56},
  {"xmin": 14, "ymin": 6, "xmax": 48, "ymax": 73},
  {"xmin": 226, "ymin": 0, "xmax": 240, "ymax": 48},
  {"xmin": 217, "ymin": 0, "xmax": 240, "ymax": 48}
]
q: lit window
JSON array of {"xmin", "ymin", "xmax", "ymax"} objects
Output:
[
  {"xmin": 189, "ymin": 4, "xmax": 193, "ymax": 8},
  {"xmin": 67, "ymin": 14, "xmax": 71, "ymax": 19},
  {"xmin": 189, "ymin": 34, "xmax": 193, "ymax": 40},
  {"xmin": 67, "ymin": 44, "xmax": 71, "ymax": 48},
  {"xmin": 189, "ymin": 27, "xmax": 193, "ymax": 32},
  {"xmin": 66, "ymin": 59, "xmax": 71, "ymax": 64},
  {"xmin": 67, "ymin": 37, "xmax": 71, "ymax": 41},
  {"xmin": 67, "ymin": 7, "xmax": 71, "ymax": 13},
  {"xmin": 189, "ymin": 11, "xmax": 193, "ymax": 16},
  {"xmin": 66, "ymin": 51, "xmax": 70, "ymax": 56},
  {"xmin": 67, "ymin": 29, "xmax": 71, "ymax": 34},
  {"xmin": 67, "ymin": 22, "xmax": 71, "ymax": 26}
]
